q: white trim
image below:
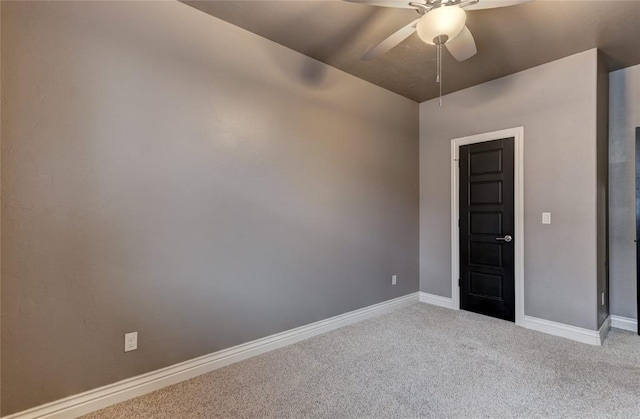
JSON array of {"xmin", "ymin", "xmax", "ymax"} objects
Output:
[
  {"xmin": 418, "ymin": 292, "xmax": 454, "ymax": 309},
  {"xmin": 611, "ymin": 315, "xmax": 638, "ymax": 333},
  {"xmin": 2, "ymin": 293, "xmax": 419, "ymax": 419},
  {"xmin": 416, "ymin": 295, "xmax": 608, "ymax": 346},
  {"xmin": 451, "ymin": 127, "xmax": 525, "ymax": 326},
  {"xmin": 521, "ymin": 315, "xmax": 607, "ymax": 346}
]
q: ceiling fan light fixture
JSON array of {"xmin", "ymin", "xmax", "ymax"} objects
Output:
[{"xmin": 416, "ymin": 6, "xmax": 467, "ymax": 45}]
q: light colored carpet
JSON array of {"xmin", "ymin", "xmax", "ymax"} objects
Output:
[{"xmin": 84, "ymin": 303, "xmax": 640, "ymax": 418}]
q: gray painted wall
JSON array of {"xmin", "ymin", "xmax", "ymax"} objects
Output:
[
  {"xmin": 1, "ymin": 1, "xmax": 418, "ymax": 415},
  {"xmin": 420, "ymin": 49, "xmax": 602, "ymax": 330},
  {"xmin": 609, "ymin": 63, "xmax": 640, "ymax": 320}
]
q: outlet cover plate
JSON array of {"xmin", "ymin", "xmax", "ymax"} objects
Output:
[{"xmin": 124, "ymin": 332, "xmax": 138, "ymax": 352}]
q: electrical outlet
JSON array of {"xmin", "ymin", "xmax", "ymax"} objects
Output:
[
  {"xmin": 601, "ymin": 292, "xmax": 606, "ymax": 306},
  {"xmin": 392, "ymin": 275, "xmax": 397, "ymax": 285},
  {"xmin": 124, "ymin": 332, "xmax": 138, "ymax": 352}
]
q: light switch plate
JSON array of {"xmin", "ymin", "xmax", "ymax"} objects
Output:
[{"xmin": 542, "ymin": 212, "xmax": 551, "ymax": 224}]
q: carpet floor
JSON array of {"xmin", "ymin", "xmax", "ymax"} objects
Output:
[{"xmin": 84, "ymin": 303, "xmax": 640, "ymax": 418}]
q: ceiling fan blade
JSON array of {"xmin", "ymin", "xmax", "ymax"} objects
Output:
[
  {"xmin": 445, "ymin": 26, "xmax": 477, "ymax": 62},
  {"xmin": 361, "ymin": 18, "xmax": 419, "ymax": 61},
  {"xmin": 344, "ymin": 0, "xmax": 415, "ymax": 9},
  {"xmin": 465, "ymin": 0, "xmax": 532, "ymax": 10}
]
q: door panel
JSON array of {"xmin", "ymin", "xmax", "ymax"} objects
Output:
[
  {"xmin": 470, "ymin": 149, "xmax": 503, "ymax": 175},
  {"xmin": 469, "ymin": 272, "xmax": 503, "ymax": 299},
  {"xmin": 470, "ymin": 212, "xmax": 502, "ymax": 235},
  {"xmin": 469, "ymin": 242, "xmax": 502, "ymax": 267},
  {"xmin": 460, "ymin": 138, "xmax": 515, "ymax": 321},
  {"xmin": 470, "ymin": 182, "xmax": 502, "ymax": 204}
]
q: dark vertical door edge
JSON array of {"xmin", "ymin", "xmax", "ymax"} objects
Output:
[{"xmin": 636, "ymin": 127, "xmax": 640, "ymax": 335}]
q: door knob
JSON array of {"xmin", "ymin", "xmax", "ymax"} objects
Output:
[{"xmin": 496, "ymin": 235, "xmax": 513, "ymax": 243}]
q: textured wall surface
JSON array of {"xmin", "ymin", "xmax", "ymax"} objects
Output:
[
  {"xmin": 420, "ymin": 50, "xmax": 601, "ymax": 330},
  {"xmin": 0, "ymin": 1, "xmax": 418, "ymax": 414},
  {"xmin": 609, "ymin": 64, "xmax": 640, "ymax": 320}
]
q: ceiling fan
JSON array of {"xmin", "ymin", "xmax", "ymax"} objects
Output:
[
  {"xmin": 346, "ymin": 0, "xmax": 531, "ymax": 104},
  {"xmin": 348, "ymin": 0, "xmax": 531, "ymax": 61}
]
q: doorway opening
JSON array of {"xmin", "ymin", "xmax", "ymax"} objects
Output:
[{"xmin": 451, "ymin": 127, "xmax": 524, "ymax": 325}]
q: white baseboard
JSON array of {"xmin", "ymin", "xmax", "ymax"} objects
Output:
[
  {"xmin": 599, "ymin": 316, "xmax": 611, "ymax": 343},
  {"xmin": 521, "ymin": 315, "xmax": 606, "ymax": 346},
  {"xmin": 3, "ymin": 293, "xmax": 419, "ymax": 419},
  {"xmin": 611, "ymin": 315, "xmax": 638, "ymax": 333},
  {"xmin": 418, "ymin": 292, "xmax": 454, "ymax": 309},
  {"xmin": 418, "ymin": 293, "xmax": 607, "ymax": 346}
]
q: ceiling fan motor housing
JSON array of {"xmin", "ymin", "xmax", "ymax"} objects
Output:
[{"xmin": 416, "ymin": 5, "xmax": 466, "ymax": 45}]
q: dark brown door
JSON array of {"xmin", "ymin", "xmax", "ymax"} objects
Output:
[
  {"xmin": 460, "ymin": 138, "xmax": 515, "ymax": 321},
  {"xmin": 635, "ymin": 127, "xmax": 640, "ymax": 336}
]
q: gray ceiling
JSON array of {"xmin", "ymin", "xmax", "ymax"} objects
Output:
[{"xmin": 183, "ymin": 0, "xmax": 640, "ymax": 102}]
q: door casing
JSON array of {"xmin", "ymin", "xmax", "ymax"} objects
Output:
[{"xmin": 451, "ymin": 127, "xmax": 525, "ymax": 326}]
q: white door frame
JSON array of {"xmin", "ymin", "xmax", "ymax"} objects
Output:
[{"xmin": 451, "ymin": 127, "xmax": 525, "ymax": 326}]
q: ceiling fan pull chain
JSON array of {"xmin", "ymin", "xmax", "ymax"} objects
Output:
[
  {"xmin": 436, "ymin": 42, "xmax": 440, "ymax": 83},
  {"xmin": 437, "ymin": 42, "xmax": 443, "ymax": 107}
]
